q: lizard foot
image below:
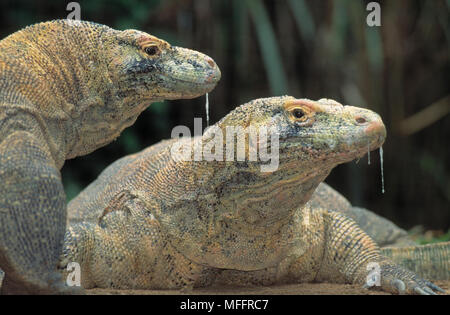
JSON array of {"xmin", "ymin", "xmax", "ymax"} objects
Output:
[{"xmin": 364, "ymin": 263, "xmax": 446, "ymax": 295}]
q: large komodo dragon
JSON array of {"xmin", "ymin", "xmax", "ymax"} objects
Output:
[
  {"xmin": 62, "ymin": 96, "xmax": 447, "ymax": 294},
  {"xmin": 0, "ymin": 20, "xmax": 221, "ymax": 294}
]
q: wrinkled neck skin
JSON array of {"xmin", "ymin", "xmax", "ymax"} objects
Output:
[
  {"xmin": 152, "ymin": 137, "xmax": 339, "ymax": 271},
  {"xmin": 65, "ymin": 66, "xmax": 159, "ymax": 161}
]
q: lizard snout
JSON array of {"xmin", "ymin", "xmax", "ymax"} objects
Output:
[
  {"xmin": 342, "ymin": 106, "xmax": 387, "ymax": 151},
  {"xmin": 360, "ymin": 113, "xmax": 387, "ymax": 150},
  {"xmin": 204, "ymin": 57, "xmax": 221, "ymax": 84}
]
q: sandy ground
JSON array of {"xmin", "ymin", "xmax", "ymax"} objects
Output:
[
  {"xmin": 1, "ymin": 271, "xmax": 446, "ymax": 294},
  {"xmin": 86, "ymin": 280, "xmax": 449, "ymax": 295}
]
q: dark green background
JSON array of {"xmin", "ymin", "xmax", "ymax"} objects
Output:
[{"xmin": 0, "ymin": 0, "xmax": 448, "ymax": 233}]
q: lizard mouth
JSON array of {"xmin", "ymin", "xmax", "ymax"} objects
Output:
[
  {"xmin": 281, "ymin": 129, "xmax": 385, "ymax": 166},
  {"xmin": 159, "ymin": 71, "xmax": 220, "ymax": 87},
  {"xmin": 155, "ymin": 73, "xmax": 220, "ymax": 100}
]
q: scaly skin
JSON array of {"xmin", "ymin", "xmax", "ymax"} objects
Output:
[
  {"xmin": 309, "ymin": 180, "xmax": 450, "ymax": 281},
  {"xmin": 309, "ymin": 183, "xmax": 415, "ymax": 247},
  {"xmin": 0, "ymin": 19, "xmax": 220, "ymax": 294},
  {"xmin": 61, "ymin": 97, "xmax": 443, "ymax": 294}
]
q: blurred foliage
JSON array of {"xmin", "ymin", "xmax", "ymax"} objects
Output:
[
  {"xmin": 416, "ymin": 231, "xmax": 450, "ymax": 245},
  {"xmin": 0, "ymin": 0, "xmax": 448, "ymax": 230},
  {"xmin": 410, "ymin": 228, "xmax": 450, "ymax": 245}
]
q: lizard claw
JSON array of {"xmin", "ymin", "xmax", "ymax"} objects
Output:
[
  {"xmin": 388, "ymin": 277, "xmax": 442, "ymax": 295},
  {"xmin": 381, "ymin": 263, "xmax": 445, "ymax": 295},
  {"xmin": 423, "ymin": 287, "xmax": 438, "ymax": 295},
  {"xmin": 414, "ymin": 287, "xmax": 433, "ymax": 295},
  {"xmin": 424, "ymin": 280, "xmax": 445, "ymax": 293},
  {"xmin": 392, "ymin": 279, "xmax": 406, "ymax": 294}
]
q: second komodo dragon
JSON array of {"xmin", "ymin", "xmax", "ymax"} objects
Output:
[
  {"xmin": 0, "ymin": 20, "xmax": 220, "ymax": 294},
  {"xmin": 62, "ymin": 97, "xmax": 446, "ymax": 294}
]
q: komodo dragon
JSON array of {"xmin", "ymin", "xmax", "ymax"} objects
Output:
[
  {"xmin": 61, "ymin": 96, "xmax": 446, "ymax": 294},
  {"xmin": 0, "ymin": 19, "xmax": 220, "ymax": 294}
]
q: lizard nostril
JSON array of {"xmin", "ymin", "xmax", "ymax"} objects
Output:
[
  {"xmin": 356, "ymin": 117, "xmax": 367, "ymax": 124},
  {"xmin": 206, "ymin": 57, "xmax": 215, "ymax": 68}
]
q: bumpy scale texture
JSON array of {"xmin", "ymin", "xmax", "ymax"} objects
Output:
[
  {"xmin": 0, "ymin": 20, "xmax": 220, "ymax": 294},
  {"xmin": 62, "ymin": 97, "xmax": 447, "ymax": 294}
]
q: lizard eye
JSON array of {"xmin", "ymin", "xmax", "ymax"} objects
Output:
[
  {"xmin": 292, "ymin": 108, "xmax": 305, "ymax": 119},
  {"xmin": 144, "ymin": 45, "xmax": 159, "ymax": 56}
]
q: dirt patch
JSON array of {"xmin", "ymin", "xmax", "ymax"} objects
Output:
[{"xmin": 87, "ymin": 280, "xmax": 449, "ymax": 295}]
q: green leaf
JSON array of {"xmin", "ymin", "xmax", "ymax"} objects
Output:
[
  {"xmin": 365, "ymin": 27, "xmax": 383, "ymax": 74},
  {"xmin": 246, "ymin": 0, "xmax": 289, "ymax": 95},
  {"xmin": 287, "ymin": 0, "xmax": 315, "ymax": 42}
]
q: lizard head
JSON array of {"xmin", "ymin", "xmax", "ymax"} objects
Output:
[
  {"xmin": 226, "ymin": 95, "xmax": 383, "ymax": 186},
  {"xmin": 66, "ymin": 26, "xmax": 221, "ymax": 157},
  {"xmin": 206, "ymin": 96, "xmax": 386, "ymax": 227},
  {"xmin": 103, "ymin": 28, "xmax": 221, "ymax": 118},
  {"xmin": 213, "ymin": 96, "xmax": 386, "ymax": 172}
]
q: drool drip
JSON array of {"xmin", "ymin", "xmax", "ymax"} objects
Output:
[
  {"xmin": 205, "ymin": 93, "xmax": 210, "ymax": 128},
  {"xmin": 380, "ymin": 146, "xmax": 385, "ymax": 194},
  {"xmin": 367, "ymin": 142, "xmax": 371, "ymax": 165}
]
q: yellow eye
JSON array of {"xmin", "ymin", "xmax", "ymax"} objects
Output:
[
  {"xmin": 284, "ymin": 99, "xmax": 318, "ymax": 124},
  {"xmin": 290, "ymin": 107, "xmax": 308, "ymax": 122},
  {"xmin": 292, "ymin": 108, "xmax": 305, "ymax": 119},
  {"xmin": 144, "ymin": 45, "xmax": 159, "ymax": 56}
]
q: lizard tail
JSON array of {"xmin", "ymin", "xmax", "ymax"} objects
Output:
[{"xmin": 381, "ymin": 241, "xmax": 450, "ymax": 280}]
